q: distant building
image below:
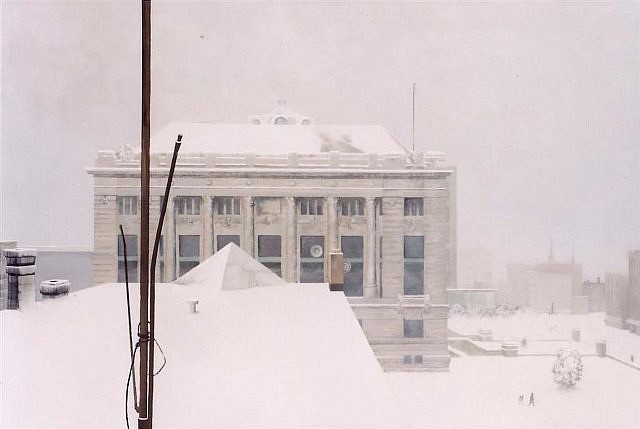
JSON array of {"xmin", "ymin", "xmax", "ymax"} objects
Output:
[
  {"xmin": 604, "ymin": 272, "xmax": 628, "ymax": 328},
  {"xmin": 627, "ymin": 251, "xmax": 640, "ymax": 332},
  {"xmin": 582, "ymin": 277, "xmax": 605, "ymax": 312},
  {"xmin": 87, "ymin": 103, "xmax": 457, "ymax": 371},
  {"xmin": 448, "ymin": 288, "xmax": 497, "ymax": 313},
  {"xmin": 501, "ymin": 250, "xmax": 584, "ymax": 313}
]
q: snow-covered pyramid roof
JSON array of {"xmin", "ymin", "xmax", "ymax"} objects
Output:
[
  {"xmin": 2, "ymin": 259, "xmax": 403, "ymax": 427},
  {"xmin": 150, "ymin": 122, "xmax": 407, "ymax": 154},
  {"xmin": 174, "ymin": 242, "xmax": 285, "ymax": 290}
]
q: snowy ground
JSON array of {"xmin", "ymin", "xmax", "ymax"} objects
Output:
[
  {"xmin": 399, "ymin": 311, "xmax": 640, "ymax": 428},
  {"xmin": 449, "ymin": 311, "xmax": 640, "ymax": 362},
  {"xmin": 388, "ymin": 355, "xmax": 640, "ymax": 429}
]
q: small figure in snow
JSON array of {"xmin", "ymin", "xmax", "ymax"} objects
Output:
[
  {"xmin": 521, "ymin": 337, "xmax": 527, "ymax": 347},
  {"xmin": 518, "ymin": 394, "xmax": 524, "ymax": 405},
  {"xmin": 528, "ymin": 392, "xmax": 535, "ymax": 407},
  {"xmin": 631, "ymin": 354, "xmax": 634, "ymax": 363}
]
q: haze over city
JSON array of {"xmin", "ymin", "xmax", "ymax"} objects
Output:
[{"xmin": 2, "ymin": 2, "xmax": 639, "ymax": 279}]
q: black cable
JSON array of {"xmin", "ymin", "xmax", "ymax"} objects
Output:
[
  {"xmin": 120, "ymin": 225, "xmax": 139, "ymax": 411},
  {"xmin": 153, "ymin": 338, "xmax": 167, "ymax": 376},
  {"xmin": 126, "ymin": 342, "xmax": 140, "ymax": 429}
]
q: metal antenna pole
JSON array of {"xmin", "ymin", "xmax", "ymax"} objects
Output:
[
  {"xmin": 138, "ymin": 0, "xmax": 152, "ymax": 428},
  {"xmin": 148, "ymin": 135, "xmax": 182, "ymax": 425},
  {"xmin": 412, "ymin": 82, "xmax": 416, "ymax": 152}
]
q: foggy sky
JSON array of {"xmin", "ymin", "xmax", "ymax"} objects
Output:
[{"xmin": 2, "ymin": 1, "xmax": 639, "ymax": 281}]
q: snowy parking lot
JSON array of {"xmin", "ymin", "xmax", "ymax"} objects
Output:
[{"xmin": 388, "ymin": 355, "xmax": 640, "ymax": 428}]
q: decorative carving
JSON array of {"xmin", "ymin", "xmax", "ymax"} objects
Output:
[
  {"xmin": 115, "ymin": 145, "xmax": 136, "ymax": 162},
  {"xmin": 408, "ymin": 151, "xmax": 424, "ymax": 165}
]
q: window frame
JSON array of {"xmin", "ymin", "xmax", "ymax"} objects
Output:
[
  {"xmin": 117, "ymin": 196, "xmax": 138, "ymax": 216},
  {"xmin": 176, "ymin": 196, "xmax": 202, "ymax": 216},
  {"xmin": 404, "ymin": 197, "xmax": 424, "ymax": 216}
]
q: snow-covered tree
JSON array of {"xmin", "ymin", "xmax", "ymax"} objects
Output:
[{"xmin": 552, "ymin": 348, "xmax": 583, "ymax": 388}]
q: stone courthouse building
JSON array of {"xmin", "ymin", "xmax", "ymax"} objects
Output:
[{"xmin": 87, "ymin": 103, "xmax": 456, "ymax": 371}]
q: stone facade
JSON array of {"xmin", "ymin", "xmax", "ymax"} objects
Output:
[
  {"xmin": 87, "ymin": 113, "xmax": 456, "ymax": 371},
  {"xmin": 604, "ymin": 272, "xmax": 628, "ymax": 328}
]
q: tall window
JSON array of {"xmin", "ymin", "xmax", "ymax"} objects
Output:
[
  {"xmin": 117, "ymin": 234, "xmax": 138, "ymax": 282},
  {"xmin": 404, "ymin": 235, "xmax": 424, "ymax": 295},
  {"xmin": 176, "ymin": 196, "xmax": 201, "ymax": 216},
  {"xmin": 217, "ymin": 234, "xmax": 240, "ymax": 251},
  {"xmin": 299, "ymin": 198, "xmax": 323, "ymax": 215},
  {"xmin": 403, "ymin": 319, "xmax": 424, "ymax": 338},
  {"xmin": 300, "ymin": 236, "xmax": 324, "ymax": 282},
  {"xmin": 258, "ymin": 235, "xmax": 282, "ymax": 277},
  {"xmin": 342, "ymin": 236, "xmax": 363, "ymax": 296},
  {"xmin": 340, "ymin": 198, "xmax": 364, "ymax": 216},
  {"xmin": 404, "ymin": 198, "xmax": 424, "ymax": 216},
  {"xmin": 217, "ymin": 197, "xmax": 240, "ymax": 215},
  {"xmin": 178, "ymin": 235, "xmax": 200, "ymax": 276},
  {"xmin": 117, "ymin": 196, "xmax": 138, "ymax": 216}
]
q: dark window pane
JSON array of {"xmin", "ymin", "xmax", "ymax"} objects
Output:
[
  {"xmin": 404, "ymin": 198, "xmax": 424, "ymax": 216},
  {"xmin": 300, "ymin": 236, "xmax": 324, "ymax": 258},
  {"xmin": 404, "ymin": 236, "xmax": 424, "ymax": 258},
  {"xmin": 300, "ymin": 262, "xmax": 324, "ymax": 283},
  {"xmin": 258, "ymin": 235, "xmax": 281, "ymax": 257},
  {"xmin": 118, "ymin": 260, "xmax": 138, "ymax": 283},
  {"xmin": 342, "ymin": 236, "xmax": 363, "ymax": 297},
  {"xmin": 299, "ymin": 198, "xmax": 323, "ymax": 215},
  {"xmin": 344, "ymin": 262, "xmax": 363, "ymax": 297},
  {"xmin": 263, "ymin": 262, "xmax": 282, "ymax": 277},
  {"xmin": 342, "ymin": 236, "xmax": 364, "ymax": 258},
  {"xmin": 179, "ymin": 261, "xmax": 199, "ymax": 277},
  {"xmin": 403, "ymin": 355, "xmax": 412, "ymax": 364},
  {"xmin": 217, "ymin": 235, "xmax": 240, "ymax": 251},
  {"xmin": 300, "ymin": 235, "xmax": 324, "ymax": 282},
  {"xmin": 404, "ymin": 319, "xmax": 424, "ymax": 338},
  {"xmin": 118, "ymin": 235, "xmax": 138, "ymax": 257},
  {"xmin": 404, "ymin": 262, "xmax": 424, "ymax": 295},
  {"xmin": 414, "ymin": 355, "xmax": 423, "ymax": 364},
  {"xmin": 179, "ymin": 235, "xmax": 200, "ymax": 258}
]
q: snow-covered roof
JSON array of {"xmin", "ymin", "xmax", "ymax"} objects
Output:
[
  {"xmin": 150, "ymin": 122, "xmax": 408, "ymax": 154},
  {"xmin": 1, "ymin": 246, "xmax": 403, "ymax": 427},
  {"xmin": 174, "ymin": 242, "xmax": 285, "ymax": 289}
]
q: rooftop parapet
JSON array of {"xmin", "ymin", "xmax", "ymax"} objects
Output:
[{"xmin": 94, "ymin": 146, "xmax": 448, "ymax": 171}]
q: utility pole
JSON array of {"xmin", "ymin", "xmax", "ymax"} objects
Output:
[{"xmin": 138, "ymin": 0, "xmax": 152, "ymax": 428}]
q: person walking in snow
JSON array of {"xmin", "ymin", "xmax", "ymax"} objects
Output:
[
  {"xmin": 518, "ymin": 394, "xmax": 524, "ymax": 405},
  {"xmin": 528, "ymin": 392, "xmax": 535, "ymax": 406}
]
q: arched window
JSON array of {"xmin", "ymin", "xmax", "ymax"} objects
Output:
[{"xmin": 273, "ymin": 116, "xmax": 288, "ymax": 125}]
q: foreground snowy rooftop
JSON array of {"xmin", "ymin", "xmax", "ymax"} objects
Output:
[
  {"xmin": 3, "ymin": 245, "xmax": 639, "ymax": 428},
  {"xmin": 1, "ymin": 245, "xmax": 402, "ymax": 427}
]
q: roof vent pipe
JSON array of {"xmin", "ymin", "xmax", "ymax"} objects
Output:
[{"xmin": 188, "ymin": 298, "xmax": 199, "ymax": 314}]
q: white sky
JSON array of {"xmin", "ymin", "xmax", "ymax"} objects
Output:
[{"xmin": 1, "ymin": 1, "xmax": 639, "ymax": 280}]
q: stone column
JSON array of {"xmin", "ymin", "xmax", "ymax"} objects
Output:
[
  {"xmin": 203, "ymin": 195, "xmax": 214, "ymax": 259},
  {"xmin": 163, "ymin": 196, "xmax": 175, "ymax": 281},
  {"xmin": 326, "ymin": 196, "xmax": 338, "ymax": 251},
  {"xmin": 364, "ymin": 197, "xmax": 377, "ymax": 298},
  {"xmin": 284, "ymin": 197, "xmax": 297, "ymax": 282},
  {"xmin": 243, "ymin": 196, "xmax": 255, "ymax": 256}
]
